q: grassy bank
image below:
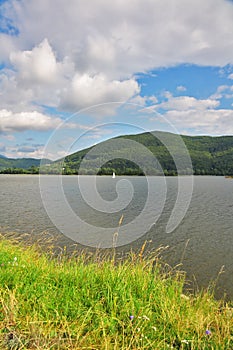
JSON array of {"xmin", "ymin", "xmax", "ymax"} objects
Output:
[{"xmin": 0, "ymin": 236, "xmax": 232, "ymax": 349}]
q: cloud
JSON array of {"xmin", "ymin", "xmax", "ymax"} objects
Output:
[
  {"xmin": 148, "ymin": 92, "xmax": 232, "ymax": 135},
  {"xmin": 210, "ymin": 85, "xmax": 228, "ymax": 99},
  {"xmin": 0, "ymin": 109, "xmax": 62, "ymax": 132},
  {"xmin": 4, "ymin": 145, "xmax": 47, "ymax": 159},
  {"xmin": 210, "ymin": 85, "xmax": 233, "ymax": 100},
  {"xmin": 164, "ymin": 108, "xmax": 233, "ymax": 135},
  {"xmin": 0, "ymin": 70, "xmax": 36, "ymax": 112},
  {"xmin": 0, "ymin": 144, "xmax": 6, "ymax": 153},
  {"xmin": 2, "ymin": 134, "xmax": 15, "ymax": 141},
  {"xmin": 60, "ymin": 73, "xmax": 140, "ymax": 113},
  {"xmin": 1, "ymin": 38, "xmax": 140, "ymax": 114},
  {"xmin": 17, "ymin": 146, "xmax": 37, "ymax": 153},
  {"xmin": 10, "ymin": 39, "xmax": 59, "ymax": 85},
  {"xmin": 156, "ymin": 95, "xmax": 219, "ymax": 111},
  {"xmin": 0, "ymin": 0, "xmax": 233, "ymax": 118},
  {"xmin": 1, "ymin": 0, "xmax": 233, "ymax": 158},
  {"xmin": 176, "ymin": 85, "xmax": 187, "ymax": 92},
  {"xmin": 228, "ymin": 73, "xmax": 233, "ymax": 80},
  {"xmin": 0, "ymin": 33, "xmax": 17, "ymax": 61},
  {"xmin": 4, "ymin": 39, "xmax": 74, "ymax": 108},
  {"xmin": 2, "ymin": 0, "xmax": 233, "ymax": 73}
]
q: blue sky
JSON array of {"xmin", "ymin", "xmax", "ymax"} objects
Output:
[{"xmin": 0, "ymin": 0, "xmax": 233, "ymax": 159}]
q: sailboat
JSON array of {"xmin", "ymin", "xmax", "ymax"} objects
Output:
[{"xmin": 112, "ymin": 172, "xmax": 116, "ymax": 179}]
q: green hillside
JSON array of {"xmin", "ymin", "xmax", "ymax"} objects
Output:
[
  {"xmin": 45, "ymin": 131, "xmax": 233, "ymax": 176},
  {"xmin": 0, "ymin": 156, "xmax": 51, "ymax": 173}
]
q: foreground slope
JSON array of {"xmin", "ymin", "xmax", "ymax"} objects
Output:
[{"xmin": 0, "ymin": 237, "xmax": 233, "ymax": 349}]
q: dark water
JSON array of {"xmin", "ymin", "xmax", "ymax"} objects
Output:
[{"xmin": 1, "ymin": 174, "xmax": 233, "ymax": 299}]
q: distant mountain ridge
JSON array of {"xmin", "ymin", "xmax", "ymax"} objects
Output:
[
  {"xmin": 0, "ymin": 154, "xmax": 7, "ymax": 159},
  {"xmin": 3, "ymin": 131, "xmax": 233, "ymax": 175},
  {"xmin": 0, "ymin": 155, "xmax": 51, "ymax": 170},
  {"xmin": 54, "ymin": 130, "xmax": 233, "ymax": 176}
]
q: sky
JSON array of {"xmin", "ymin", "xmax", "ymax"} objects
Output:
[{"xmin": 0, "ymin": 0, "xmax": 233, "ymax": 160}]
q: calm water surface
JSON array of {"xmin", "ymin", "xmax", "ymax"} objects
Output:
[{"xmin": 1, "ymin": 174, "xmax": 233, "ymax": 299}]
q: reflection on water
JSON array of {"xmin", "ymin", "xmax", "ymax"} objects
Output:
[{"xmin": 0, "ymin": 174, "xmax": 233, "ymax": 299}]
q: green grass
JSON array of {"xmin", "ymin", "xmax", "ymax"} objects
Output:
[{"xmin": 0, "ymin": 236, "xmax": 233, "ymax": 349}]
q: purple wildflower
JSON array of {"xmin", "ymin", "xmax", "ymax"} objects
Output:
[
  {"xmin": 205, "ymin": 330, "xmax": 211, "ymax": 335},
  {"xmin": 129, "ymin": 315, "xmax": 134, "ymax": 321}
]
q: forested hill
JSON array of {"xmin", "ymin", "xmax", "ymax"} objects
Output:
[
  {"xmin": 0, "ymin": 156, "xmax": 51, "ymax": 173},
  {"xmin": 51, "ymin": 131, "xmax": 233, "ymax": 176}
]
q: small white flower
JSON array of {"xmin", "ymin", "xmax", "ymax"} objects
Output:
[
  {"xmin": 181, "ymin": 339, "xmax": 190, "ymax": 344},
  {"xmin": 13, "ymin": 257, "xmax": 17, "ymax": 262},
  {"xmin": 181, "ymin": 294, "xmax": 190, "ymax": 300},
  {"xmin": 142, "ymin": 315, "xmax": 150, "ymax": 321}
]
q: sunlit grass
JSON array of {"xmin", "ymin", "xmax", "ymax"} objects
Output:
[{"xmin": 0, "ymin": 234, "xmax": 233, "ymax": 349}]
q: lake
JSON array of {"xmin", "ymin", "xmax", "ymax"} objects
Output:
[{"xmin": 1, "ymin": 174, "xmax": 233, "ymax": 299}]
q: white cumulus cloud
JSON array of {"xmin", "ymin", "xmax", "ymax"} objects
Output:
[
  {"xmin": 156, "ymin": 95, "xmax": 219, "ymax": 111},
  {"xmin": 10, "ymin": 39, "xmax": 59, "ymax": 85},
  {"xmin": 164, "ymin": 109, "xmax": 233, "ymax": 135},
  {"xmin": 61, "ymin": 73, "xmax": 140, "ymax": 113},
  {"xmin": 2, "ymin": 0, "xmax": 233, "ymax": 74},
  {"xmin": 0, "ymin": 110, "xmax": 62, "ymax": 132},
  {"xmin": 0, "ymin": 0, "xmax": 233, "ymax": 156},
  {"xmin": 0, "ymin": 0, "xmax": 233, "ymax": 118}
]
